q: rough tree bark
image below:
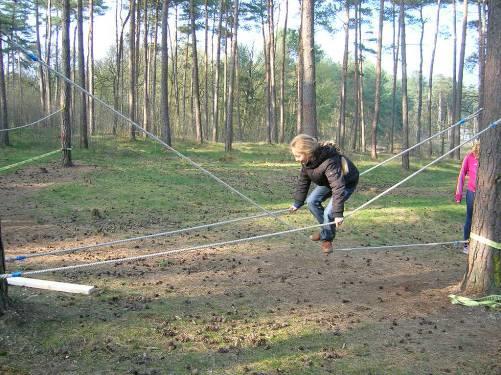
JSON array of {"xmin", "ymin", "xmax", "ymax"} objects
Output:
[{"xmin": 460, "ymin": 0, "xmax": 501, "ymax": 295}]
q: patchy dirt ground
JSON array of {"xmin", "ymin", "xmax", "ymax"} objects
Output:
[{"xmin": 1, "ymin": 162, "xmax": 500, "ymax": 374}]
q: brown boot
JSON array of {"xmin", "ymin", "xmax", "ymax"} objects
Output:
[
  {"xmin": 321, "ymin": 241, "xmax": 333, "ymax": 255},
  {"xmin": 309, "ymin": 232, "xmax": 321, "ymax": 241}
]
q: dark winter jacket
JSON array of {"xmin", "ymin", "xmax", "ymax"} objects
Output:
[{"xmin": 293, "ymin": 145, "xmax": 359, "ymax": 217}]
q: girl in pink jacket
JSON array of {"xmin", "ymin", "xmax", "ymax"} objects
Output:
[{"xmin": 455, "ymin": 141, "xmax": 480, "ymax": 254}]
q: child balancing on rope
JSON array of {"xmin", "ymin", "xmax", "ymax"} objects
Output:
[{"xmin": 288, "ymin": 134, "xmax": 359, "ymax": 254}]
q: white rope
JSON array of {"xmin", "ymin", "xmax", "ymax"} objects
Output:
[
  {"xmin": 0, "ymin": 109, "xmax": 62, "ymax": 132},
  {"xmin": 359, "ymin": 108, "xmax": 482, "ymax": 176},
  {"xmin": 5, "ymin": 109, "xmax": 480, "ymax": 261},
  {"xmin": 6, "ymin": 209, "xmax": 289, "ymax": 261},
  {"xmin": 4, "ymin": 120, "xmax": 496, "ymax": 279},
  {"xmin": 345, "ymin": 118, "xmax": 499, "ymax": 219},
  {"xmin": 2, "ymin": 37, "xmax": 300, "ymax": 238},
  {"xmin": 2, "ymin": 240, "xmax": 465, "ymax": 279}
]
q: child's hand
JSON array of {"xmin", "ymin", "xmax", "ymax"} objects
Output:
[
  {"xmin": 455, "ymin": 193, "xmax": 462, "ymax": 203},
  {"xmin": 289, "ymin": 205, "xmax": 298, "ymax": 213},
  {"xmin": 334, "ymin": 217, "xmax": 344, "ymax": 227}
]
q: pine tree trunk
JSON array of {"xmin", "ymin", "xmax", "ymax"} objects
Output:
[
  {"xmin": 128, "ymin": 0, "xmax": 137, "ymax": 140},
  {"xmin": 477, "ymin": 0, "xmax": 486, "ymax": 129},
  {"xmin": 142, "ymin": 1, "xmax": 149, "ymax": 133},
  {"xmin": 212, "ymin": 0, "xmax": 224, "ymax": 142},
  {"xmin": 61, "ymin": 0, "xmax": 72, "ymax": 167},
  {"xmin": 225, "ymin": 0, "xmax": 239, "ymax": 152},
  {"xmin": 358, "ymin": 1, "xmax": 366, "ymax": 152},
  {"xmin": 0, "ymin": 221, "xmax": 8, "ymax": 315},
  {"xmin": 351, "ymin": 2, "xmax": 359, "ymax": 151},
  {"xmin": 279, "ymin": 0, "xmax": 288, "ymax": 143},
  {"xmin": 337, "ymin": 1, "xmax": 349, "ymax": 149},
  {"xmin": 77, "ymin": 0, "xmax": 89, "ymax": 148},
  {"xmin": 455, "ymin": 0, "xmax": 468, "ymax": 160},
  {"xmin": 296, "ymin": 9, "xmax": 303, "ymax": 135},
  {"xmin": 416, "ymin": 5, "xmax": 424, "ymax": 156},
  {"xmin": 88, "ymin": 0, "xmax": 95, "ymax": 136},
  {"xmin": 268, "ymin": 0, "xmax": 277, "ymax": 143},
  {"xmin": 371, "ymin": 0, "xmax": 383, "ymax": 160},
  {"xmin": 45, "ymin": 0, "xmax": 53, "ymax": 115},
  {"xmin": 400, "ymin": 0, "xmax": 409, "ymax": 170},
  {"xmin": 204, "ymin": 0, "xmax": 209, "ymax": 141},
  {"xmin": 439, "ymin": 91, "xmax": 446, "ymax": 155},
  {"xmin": 261, "ymin": 9, "xmax": 271, "ymax": 143},
  {"xmin": 460, "ymin": 0, "xmax": 501, "ymax": 295},
  {"xmin": 0, "ymin": 36, "xmax": 9, "ymax": 147},
  {"xmin": 450, "ymin": 0, "xmax": 457, "ymax": 159},
  {"xmin": 35, "ymin": 0, "xmax": 47, "ymax": 118},
  {"xmin": 427, "ymin": 0, "xmax": 441, "ymax": 158},
  {"xmin": 390, "ymin": 1, "xmax": 400, "ymax": 154},
  {"xmin": 301, "ymin": 0, "xmax": 317, "ymax": 138},
  {"xmin": 190, "ymin": 0, "xmax": 203, "ymax": 143},
  {"xmin": 161, "ymin": 0, "xmax": 171, "ymax": 145}
]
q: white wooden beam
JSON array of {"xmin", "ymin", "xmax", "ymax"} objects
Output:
[{"xmin": 7, "ymin": 277, "xmax": 96, "ymax": 295}]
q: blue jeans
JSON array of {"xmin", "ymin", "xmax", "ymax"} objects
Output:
[
  {"xmin": 306, "ymin": 185, "xmax": 355, "ymax": 241},
  {"xmin": 464, "ymin": 189, "xmax": 475, "ymax": 241}
]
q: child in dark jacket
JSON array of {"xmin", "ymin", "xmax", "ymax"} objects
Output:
[{"xmin": 289, "ymin": 134, "xmax": 359, "ymax": 254}]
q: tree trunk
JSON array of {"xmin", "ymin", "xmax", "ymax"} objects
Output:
[
  {"xmin": 296, "ymin": 8, "xmax": 303, "ymax": 135},
  {"xmin": 450, "ymin": 0, "xmax": 457, "ymax": 158},
  {"xmin": 35, "ymin": 0, "xmax": 47, "ymax": 118},
  {"xmin": 400, "ymin": 0, "xmax": 409, "ymax": 170},
  {"xmin": 358, "ymin": 1, "xmax": 366, "ymax": 152},
  {"xmin": 88, "ymin": 0, "xmax": 95, "ymax": 136},
  {"xmin": 477, "ymin": 0, "xmax": 486, "ymax": 130},
  {"xmin": 279, "ymin": 0, "xmax": 288, "ymax": 143},
  {"xmin": 0, "ymin": 221, "xmax": 8, "ymax": 315},
  {"xmin": 337, "ymin": 1, "xmax": 349, "ymax": 149},
  {"xmin": 212, "ymin": 0, "xmax": 224, "ymax": 142},
  {"xmin": 261, "ymin": 4, "xmax": 272, "ymax": 144},
  {"xmin": 142, "ymin": 0, "xmax": 150, "ymax": 133},
  {"xmin": 370, "ymin": 0, "xmax": 384, "ymax": 160},
  {"xmin": 301, "ymin": 0, "xmax": 317, "ymax": 138},
  {"xmin": 351, "ymin": 2, "xmax": 359, "ymax": 151},
  {"xmin": 129, "ymin": 0, "xmax": 137, "ymax": 140},
  {"xmin": 390, "ymin": 0, "xmax": 400, "ymax": 154},
  {"xmin": 268, "ymin": 0, "xmax": 277, "ymax": 143},
  {"xmin": 427, "ymin": 0, "xmax": 441, "ymax": 158},
  {"xmin": 455, "ymin": 0, "xmax": 468, "ymax": 160},
  {"xmin": 439, "ymin": 90, "xmax": 446, "ymax": 155},
  {"xmin": 204, "ymin": 0, "xmax": 209, "ymax": 141},
  {"xmin": 151, "ymin": 0, "xmax": 160, "ymax": 134},
  {"xmin": 225, "ymin": 0, "xmax": 239, "ymax": 152},
  {"xmin": 161, "ymin": 0, "xmax": 171, "ymax": 145},
  {"xmin": 77, "ymin": 0, "xmax": 89, "ymax": 148},
  {"xmin": 190, "ymin": 0, "xmax": 203, "ymax": 143},
  {"xmin": 416, "ymin": 4, "xmax": 424, "ymax": 156},
  {"xmin": 0, "ymin": 37, "xmax": 9, "ymax": 147},
  {"xmin": 45, "ymin": 0, "xmax": 53, "ymax": 115},
  {"xmin": 61, "ymin": 0, "xmax": 72, "ymax": 167},
  {"xmin": 460, "ymin": 0, "xmax": 501, "ymax": 295}
]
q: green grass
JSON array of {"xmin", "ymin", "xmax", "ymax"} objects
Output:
[{"xmin": 1, "ymin": 136, "xmax": 488, "ymax": 374}]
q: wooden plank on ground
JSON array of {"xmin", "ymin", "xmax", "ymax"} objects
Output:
[{"xmin": 7, "ymin": 277, "xmax": 96, "ymax": 295}]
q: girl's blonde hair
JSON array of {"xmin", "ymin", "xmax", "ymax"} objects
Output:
[
  {"xmin": 290, "ymin": 134, "xmax": 319, "ymax": 158},
  {"xmin": 471, "ymin": 140, "xmax": 480, "ymax": 158}
]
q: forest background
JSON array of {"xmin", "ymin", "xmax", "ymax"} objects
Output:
[{"xmin": 0, "ymin": 0, "xmax": 485, "ymax": 159}]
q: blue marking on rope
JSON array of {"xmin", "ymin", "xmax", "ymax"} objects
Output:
[
  {"xmin": 458, "ymin": 119, "xmax": 465, "ymax": 125},
  {"xmin": 28, "ymin": 52, "xmax": 38, "ymax": 62},
  {"xmin": 11, "ymin": 272, "xmax": 23, "ymax": 277},
  {"xmin": 490, "ymin": 121, "xmax": 498, "ymax": 128},
  {"xmin": 15, "ymin": 256, "xmax": 26, "ymax": 261}
]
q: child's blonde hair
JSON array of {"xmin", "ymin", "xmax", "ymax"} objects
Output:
[
  {"xmin": 471, "ymin": 140, "xmax": 480, "ymax": 158},
  {"xmin": 290, "ymin": 134, "xmax": 319, "ymax": 159}
]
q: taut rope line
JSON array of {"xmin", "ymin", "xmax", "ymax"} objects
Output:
[{"xmin": 3, "ymin": 119, "xmax": 496, "ymax": 279}]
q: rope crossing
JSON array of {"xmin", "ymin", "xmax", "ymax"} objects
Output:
[
  {"xmin": 6, "ymin": 111, "xmax": 482, "ymax": 261},
  {"xmin": 2, "ymin": 119, "xmax": 497, "ymax": 279},
  {"xmin": 0, "ymin": 109, "xmax": 62, "ymax": 132}
]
